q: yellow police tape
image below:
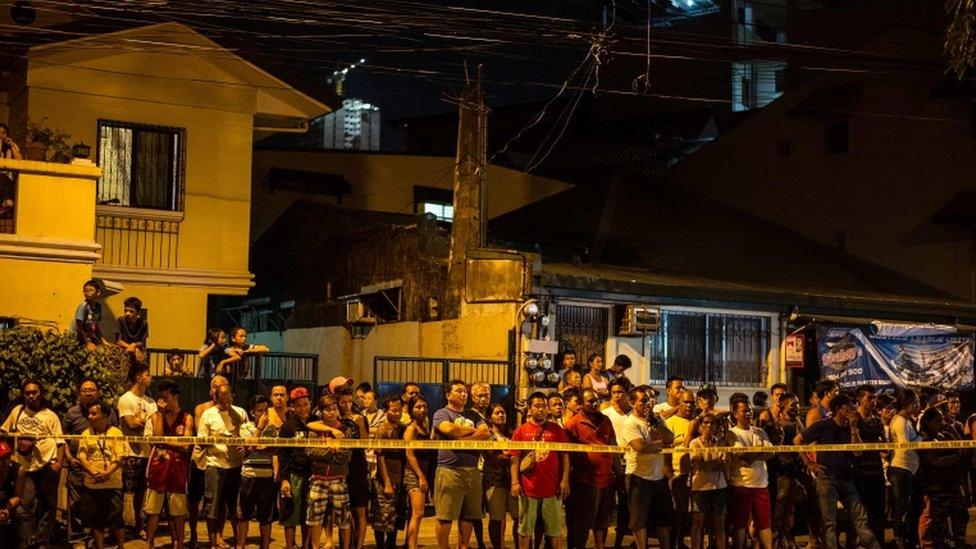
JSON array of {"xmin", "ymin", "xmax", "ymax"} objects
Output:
[{"xmin": 10, "ymin": 433, "xmax": 976, "ymax": 454}]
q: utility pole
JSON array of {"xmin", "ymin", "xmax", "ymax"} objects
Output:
[{"xmin": 444, "ymin": 64, "xmax": 488, "ymax": 319}]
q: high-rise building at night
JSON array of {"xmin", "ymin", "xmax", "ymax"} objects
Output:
[{"xmin": 309, "ymin": 98, "xmax": 381, "ymax": 150}]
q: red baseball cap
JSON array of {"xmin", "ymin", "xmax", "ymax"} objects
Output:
[{"xmin": 288, "ymin": 387, "xmax": 310, "ymax": 402}]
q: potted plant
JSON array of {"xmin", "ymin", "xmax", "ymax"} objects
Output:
[{"xmin": 24, "ymin": 118, "xmax": 71, "ymax": 162}]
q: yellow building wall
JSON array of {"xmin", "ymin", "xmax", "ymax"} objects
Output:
[
  {"xmin": 0, "ymin": 159, "xmax": 101, "ymax": 329},
  {"xmin": 98, "ymin": 285, "xmax": 210, "ymax": 351},
  {"xmin": 13, "ymin": 44, "xmax": 270, "ymax": 348},
  {"xmin": 251, "ymin": 150, "xmax": 572, "ymax": 243},
  {"xmin": 0, "ymin": 259, "xmax": 93, "ymax": 328},
  {"xmin": 25, "ymin": 66, "xmax": 256, "ymax": 274}
]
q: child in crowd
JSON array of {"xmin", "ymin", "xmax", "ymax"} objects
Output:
[
  {"xmin": 219, "ymin": 327, "xmax": 270, "ymax": 385},
  {"xmin": 115, "ymin": 296, "xmax": 148, "ymax": 364},
  {"xmin": 164, "ymin": 351, "xmax": 190, "ymax": 377},
  {"xmin": 198, "ymin": 328, "xmax": 227, "ymax": 379},
  {"xmin": 75, "ymin": 279, "xmax": 108, "ymax": 350}
]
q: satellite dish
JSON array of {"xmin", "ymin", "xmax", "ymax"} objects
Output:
[{"xmin": 11, "ymin": 1, "xmax": 37, "ymax": 26}]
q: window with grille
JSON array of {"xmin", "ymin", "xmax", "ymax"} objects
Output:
[
  {"xmin": 97, "ymin": 120, "xmax": 185, "ymax": 211},
  {"xmin": 648, "ymin": 310, "xmax": 770, "ymax": 387}
]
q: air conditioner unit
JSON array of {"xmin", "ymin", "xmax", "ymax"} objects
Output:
[
  {"xmin": 346, "ymin": 300, "xmax": 376, "ymax": 325},
  {"xmin": 617, "ymin": 305, "xmax": 660, "ymax": 336}
]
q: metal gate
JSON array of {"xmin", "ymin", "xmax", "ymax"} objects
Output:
[
  {"xmin": 373, "ymin": 356, "xmax": 514, "ymax": 413},
  {"xmin": 555, "ymin": 304, "xmax": 610, "ymax": 363}
]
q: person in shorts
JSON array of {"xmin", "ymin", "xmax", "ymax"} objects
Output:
[
  {"xmin": 372, "ymin": 395, "xmax": 408, "ymax": 549},
  {"xmin": 237, "ymin": 395, "xmax": 278, "ymax": 549},
  {"xmin": 279, "ymin": 386, "xmax": 314, "ymax": 549},
  {"xmin": 117, "ymin": 362, "xmax": 155, "ymax": 536},
  {"xmin": 306, "ymin": 394, "xmax": 354, "ymax": 549},
  {"xmin": 77, "ymin": 401, "xmax": 128, "ymax": 549},
  {"xmin": 620, "ymin": 385, "xmax": 675, "ymax": 549},
  {"xmin": 198, "ymin": 385, "xmax": 246, "ymax": 549},
  {"xmin": 431, "ymin": 380, "xmax": 491, "ymax": 549},
  {"xmin": 509, "ymin": 391, "xmax": 571, "ymax": 549},
  {"xmin": 726, "ymin": 400, "xmax": 774, "ymax": 549},
  {"xmin": 145, "ymin": 380, "xmax": 192, "ymax": 549},
  {"xmin": 689, "ymin": 412, "xmax": 728, "ymax": 549},
  {"xmin": 189, "ymin": 374, "xmax": 229, "ymax": 547}
]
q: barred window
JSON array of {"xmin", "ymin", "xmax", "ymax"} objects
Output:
[
  {"xmin": 97, "ymin": 121, "xmax": 185, "ymax": 211},
  {"xmin": 648, "ymin": 310, "xmax": 770, "ymax": 387}
]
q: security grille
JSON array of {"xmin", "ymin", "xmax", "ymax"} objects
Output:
[
  {"xmin": 97, "ymin": 120, "xmax": 185, "ymax": 211},
  {"xmin": 648, "ymin": 310, "xmax": 769, "ymax": 387},
  {"xmin": 555, "ymin": 304, "xmax": 609, "ymax": 364}
]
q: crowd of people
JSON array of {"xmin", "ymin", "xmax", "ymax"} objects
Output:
[
  {"xmin": 2, "ymin": 321, "xmax": 975, "ymax": 549},
  {"xmin": 74, "ymin": 279, "xmax": 270, "ymax": 382}
]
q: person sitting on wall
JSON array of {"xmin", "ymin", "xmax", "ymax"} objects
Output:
[
  {"xmin": 115, "ymin": 296, "xmax": 148, "ymax": 364},
  {"xmin": 75, "ymin": 279, "xmax": 110, "ymax": 351}
]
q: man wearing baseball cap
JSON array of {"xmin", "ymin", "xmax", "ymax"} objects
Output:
[
  {"xmin": 329, "ymin": 377, "xmax": 354, "ymax": 395},
  {"xmin": 279, "ymin": 386, "xmax": 313, "ymax": 549}
]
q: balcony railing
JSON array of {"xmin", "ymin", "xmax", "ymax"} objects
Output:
[
  {"xmin": 148, "ymin": 347, "xmax": 319, "ymax": 383},
  {"xmin": 95, "ymin": 206, "xmax": 181, "ymax": 268}
]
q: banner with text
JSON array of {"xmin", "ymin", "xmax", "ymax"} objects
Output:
[{"xmin": 817, "ymin": 324, "xmax": 975, "ymax": 390}]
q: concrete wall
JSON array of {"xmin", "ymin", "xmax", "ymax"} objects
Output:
[
  {"xmin": 250, "ymin": 150, "xmax": 573, "ymax": 243},
  {"xmin": 279, "ymin": 302, "xmax": 517, "ymax": 387},
  {"xmin": 0, "ymin": 159, "xmax": 101, "ymax": 328}
]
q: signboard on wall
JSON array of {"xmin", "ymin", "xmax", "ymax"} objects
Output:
[
  {"xmin": 817, "ymin": 324, "xmax": 975, "ymax": 390},
  {"xmin": 785, "ymin": 334, "xmax": 804, "ymax": 369}
]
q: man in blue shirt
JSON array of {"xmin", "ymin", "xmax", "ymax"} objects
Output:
[
  {"xmin": 794, "ymin": 393, "xmax": 881, "ymax": 549},
  {"xmin": 431, "ymin": 380, "xmax": 491, "ymax": 549}
]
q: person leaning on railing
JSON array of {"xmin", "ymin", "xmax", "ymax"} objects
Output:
[
  {"xmin": 164, "ymin": 350, "xmax": 191, "ymax": 377},
  {"xmin": 0, "ymin": 123, "xmax": 21, "ymax": 222}
]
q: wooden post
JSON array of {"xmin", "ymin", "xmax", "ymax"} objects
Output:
[{"xmin": 444, "ymin": 65, "xmax": 488, "ymax": 319}]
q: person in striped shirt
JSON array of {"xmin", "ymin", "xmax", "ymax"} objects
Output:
[{"xmin": 237, "ymin": 395, "xmax": 278, "ymax": 549}]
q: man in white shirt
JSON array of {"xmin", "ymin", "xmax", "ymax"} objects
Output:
[
  {"xmin": 620, "ymin": 386, "xmax": 674, "ymax": 549},
  {"xmin": 1, "ymin": 378, "xmax": 64, "ymax": 547},
  {"xmin": 117, "ymin": 362, "xmax": 156, "ymax": 535},
  {"xmin": 602, "ymin": 379, "xmax": 632, "ymax": 549},
  {"xmin": 726, "ymin": 400, "xmax": 775, "ymax": 549},
  {"xmin": 198, "ymin": 385, "xmax": 246, "ymax": 549}
]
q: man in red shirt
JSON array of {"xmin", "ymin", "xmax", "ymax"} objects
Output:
[
  {"xmin": 510, "ymin": 392, "xmax": 571, "ymax": 549},
  {"xmin": 564, "ymin": 388, "xmax": 618, "ymax": 549}
]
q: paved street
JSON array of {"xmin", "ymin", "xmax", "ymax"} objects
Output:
[{"xmin": 112, "ymin": 519, "xmax": 964, "ymax": 549}]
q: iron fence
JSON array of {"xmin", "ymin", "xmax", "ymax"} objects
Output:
[
  {"xmin": 373, "ymin": 356, "xmax": 514, "ymax": 414},
  {"xmin": 148, "ymin": 347, "xmax": 319, "ymax": 383},
  {"xmin": 373, "ymin": 356, "xmax": 511, "ymax": 387}
]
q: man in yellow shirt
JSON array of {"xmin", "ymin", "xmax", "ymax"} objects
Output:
[
  {"xmin": 78, "ymin": 401, "xmax": 130, "ymax": 549},
  {"xmin": 664, "ymin": 389, "xmax": 697, "ymax": 549}
]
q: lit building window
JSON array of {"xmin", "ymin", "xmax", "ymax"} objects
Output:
[
  {"xmin": 97, "ymin": 120, "xmax": 185, "ymax": 211},
  {"xmin": 422, "ymin": 202, "xmax": 454, "ymax": 222}
]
